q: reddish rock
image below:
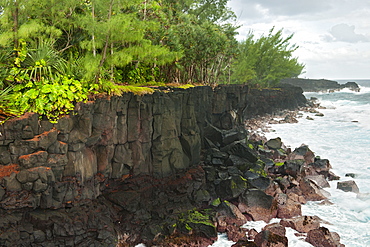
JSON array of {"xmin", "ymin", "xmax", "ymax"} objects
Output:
[
  {"xmin": 232, "ymin": 240, "xmax": 258, "ymax": 247},
  {"xmin": 254, "ymin": 230, "xmax": 288, "ymax": 247},
  {"xmin": 280, "ymin": 216, "xmax": 320, "ymax": 233},
  {"xmin": 306, "ymin": 175, "xmax": 330, "ymax": 188},
  {"xmin": 226, "ymin": 224, "xmax": 248, "ymax": 242},
  {"xmin": 247, "ymin": 228, "xmax": 259, "ymax": 240},
  {"xmin": 306, "ymin": 227, "xmax": 344, "ymax": 247},
  {"xmin": 286, "ymin": 192, "xmax": 307, "ymax": 204},
  {"xmin": 239, "ymin": 189, "xmax": 278, "ymax": 223},
  {"xmin": 263, "ymin": 223, "xmax": 286, "ymax": 237},
  {"xmin": 299, "ymin": 178, "xmax": 329, "ymax": 201},
  {"xmin": 277, "ymin": 199, "xmax": 302, "ymax": 219},
  {"xmin": 289, "ymin": 145, "xmax": 315, "ymax": 165}
]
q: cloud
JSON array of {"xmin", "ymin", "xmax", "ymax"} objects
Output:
[
  {"xmin": 227, "ymin": 0, "xmax": 370, "ymax": 79},
  {"xmin": 229, "ymin": 0, "xmax": 333, "ymax": 20},
  {"xmin": 325, "ymin": 23, "xmax": 369, "ymax": 43}
]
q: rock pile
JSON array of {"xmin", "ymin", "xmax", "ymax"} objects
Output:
[{"xmin": 198, "ymin": 122, "xmax": 344, "ymax": 247}]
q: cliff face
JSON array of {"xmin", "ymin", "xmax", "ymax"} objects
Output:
[{"xmin": 0, "ymin": 85, "xmax": 306, "ymax": 246}]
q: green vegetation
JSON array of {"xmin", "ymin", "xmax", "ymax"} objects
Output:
[
  {"xmin": 175, "ymin": 209, "xmax": 215, "ymax": 233},
  {"xmin": 231, "ymin": 27, "xmax": 305, "ymax": 87},
  {"xmin": 0, "ymin": 0, "xmax": 305, "ymax": 121}
]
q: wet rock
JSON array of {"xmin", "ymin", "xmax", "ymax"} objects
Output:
[
  {"xmin": 307, "ymin": 159, "xmax": 332, "ymax": 178},
  {"xmin": 232, "ymin": 240, "xmax": 257, "ymax": 247},
  {"xmin": 254, "ymin": 230, "xmax": 288, "ymax": 247},
  {"xmin": 318, "ymin": 199, "xmax": 334, "ymax": 205},
  {"xmin": 265, "ymin": 138, "xmax": 282, "ymax": 149},
  {"xmin": 344, "ymin": 173, "xmax": 356, "ymax": 178},
  {"xmin": 239, "ymin": 189, "xmax": 277, "ymax": 222},
  {"xmin": 337, "ymin": 180, "xmax": 359, "ymax": 193},
  {"xmin": 226, "ymin": 224, "xmax": 248, "ymax": 243},
  {"xmin": 289, "ymin": 145, "xmax": 315, "ymax": 165},
  {"xmin": 343, "ymin": 81, "xmax": 360, "ymax": 92},
  {"xmin": 277, "ymin": 198, "xmax": 302, "ymax": 219},
  {"xmin": 306, "ymin": 227, "xmax": 344, "ymax": 247},
  {"xmin": 217, "ymin": 201, "xmax": 247, "ymax": 226},
  {"xmin": 263, "ymin": 223, "xmax": 286, "ymax": 237},
  {"xmin": 299, "ymin": 178, "xmax": 329, "ymax": 201},
  {"xmin": 306, "ymin": 175, "xmax": 330, "ymax": 188},
  {"xmin": 280, "ymin": 216, "xmax": 320, "ymax": 233}
]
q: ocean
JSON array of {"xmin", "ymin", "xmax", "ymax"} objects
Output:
[{"xmin": 211, "ymin": 79, "xmax": 370, "ymax": 247}]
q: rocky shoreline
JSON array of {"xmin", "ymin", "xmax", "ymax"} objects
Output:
[
  {"xmin": 128, "ymin": 99, "xmax": 345, "ymax": 246},
  {"xmin": 0, "ymin": 85, "xmax": 345, "ymax": 246}
]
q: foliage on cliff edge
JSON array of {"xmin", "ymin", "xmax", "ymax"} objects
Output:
[{"xmin": 0, "ymin": 0, "xmax": 305, "ymax": 121}]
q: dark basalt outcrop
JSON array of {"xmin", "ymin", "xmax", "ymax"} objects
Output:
[
  {"xmin": 281, "ymin": 78, "xmax": 360, "ymax": 92},
  {"xmin": 0, "ymin": 84, "xmax": 342, "ymax": 246}
]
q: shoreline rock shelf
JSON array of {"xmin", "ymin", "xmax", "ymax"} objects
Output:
[{"xmin": 0, "ymin": 84, "xmax": 343, "ymax": 246}]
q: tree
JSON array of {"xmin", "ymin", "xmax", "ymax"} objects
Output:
[
  {"xmin": 149, "ymin": 0, "xmax": 238, "ymax": 85},
  {"xmin": 231, "ymin": 27, "xmax": 305, "ymax": 87}
]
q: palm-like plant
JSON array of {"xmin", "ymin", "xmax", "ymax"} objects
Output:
[{"xmin": 22, "ymin": 41, "xmax": 67, "ymax": 81}]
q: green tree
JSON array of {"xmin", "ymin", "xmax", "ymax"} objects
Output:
[
  {"xmin": 231, "ymin": 27, "xmax": 305, "ymax": 87},
  {"xmin": 150, "ymin": 0, "xmax": 238, "ymax": 85},
  {"xmin": 77, "ymin": 0, "xmax": 179, "ymax": 83}
]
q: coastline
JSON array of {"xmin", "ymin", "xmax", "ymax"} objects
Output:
[
  {"xmin": 224, "ymin": 99, "xmax": 346, "ymax": 247},
  {"xmin": 0, "ymin": 85, "xmax": 347, "ymax": 246}
]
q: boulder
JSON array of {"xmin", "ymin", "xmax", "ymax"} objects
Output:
[
  {"xmin": 337, "ymin": 180, "xmax": 359, "ymax": 193},
  {"xmin": 306, "ymin": 159, "xmax": 332, "ymax": 178},
  {"xmin": 277, "ymin": 160, "xmax": 304, "ymax": 178},
  {"xmin": 216, "ymin": 175, "xmax": 248, "ymax": 200},
  {"xmin": 306, "ymin": 227, "xmax": 344, "ymax": 247},
  {"xmin": 239, "ymin": 189, "xmax": 277, "ymax": 222},
  {"xmin": 254, "ymin": 230, "xmax": 288, "ymax": 247},
  {"xmin": 289, "ymin": 145, "xmax": 315, "ymax": 164},
  {"xmin": 216, "ymin": 201, "xmax": 247, "ymax": 226},
  {"xmin": 306, "ymin": 175, "xmax": 330, "ymax": 188},
  {"xmin": 265, "ymin": 138, "xmax": 282, "ymax": 150},
  {"xmin": 299, "ymin": 178, "xmax": 329, "ymax": 201},
  {"xmin": 277, "ymin": 198, "xmax": 302, "ymax": 219},
  {"xmin": 226, "ymin": 224, "xmax": 249, "ymax": 243},
  {"xmin": 223, "ymin": 142, "xmax": 259, "ymax": 163},
  {"xmin": 232, "ymin": 240, "xmax": 257, "ymax": 247},
  {"xmin": 344, "ymin": 173, "xmax": 356, "ymax": 178},
  {"xmin": 263, "ymin": 223, "xmax": 286, "ymax": 237},
  {"xmin": 280, "ymin": 216, "xmax": 320, "ymax": 233},
  {"xmin": 248, "ymin": 176, "xmax": 271, "ymax": 191}
]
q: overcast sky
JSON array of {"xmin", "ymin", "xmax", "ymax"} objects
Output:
[{"xmin": 227, "ymin": 0, "xmax": 370, "ymax": 80}]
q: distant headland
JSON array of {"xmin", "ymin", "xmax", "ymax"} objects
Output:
[{"xmin": 281, "ymin": 78, "xmax": 360, "ymax": 92}]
